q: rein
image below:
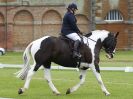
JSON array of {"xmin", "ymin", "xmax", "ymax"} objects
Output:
[
  {"xmin": 87, "ymin": 38, "xmax": 97, "ymax": 42},
  {"xmin": 84, "ymin": 36, "xmax": 105, "ymax": 51},
  {"xmin": 85, "ymin": 37, "xmax": 97, "ymax": 46}
]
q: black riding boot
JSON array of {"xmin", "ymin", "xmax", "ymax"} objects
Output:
[{"xmin": 73, "ymin": 40, "xmax": 81, "ymax": 59}]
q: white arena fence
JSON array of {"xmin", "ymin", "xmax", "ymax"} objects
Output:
[{"xmin": 0, "ymin": 63, "xmax": 133, "ymax": 72}]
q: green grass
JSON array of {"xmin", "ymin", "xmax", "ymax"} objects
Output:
[
  {"xmin": 101, "ymin": 50, "xmax": 133, "ymax": 61},
  {"xmin": 0, "ymin": 51, "xmax": 133, "ymax": 67},
  {"xmin": 100, "ymin": 50, "xmax": 133, "ymax": 67},
  {"xmin": 0, "ymin": 68, "xmax": 133, "ymax": 99},
  {"xmin": 0, "ymin": 52, "xmax": 23, "ymax": 64}
]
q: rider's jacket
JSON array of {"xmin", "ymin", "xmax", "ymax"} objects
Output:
[{"xmin": 61, "ymin": 11, "xmax": 80, "ymax": 35}]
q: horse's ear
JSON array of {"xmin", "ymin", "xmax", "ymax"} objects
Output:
[{"xmin": 115, "ymin": 32, "xmax": 119, "ymax": 38}]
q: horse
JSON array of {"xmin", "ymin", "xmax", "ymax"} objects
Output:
[{"xmin": 16, "ymin": 30, "xmax": 119, "ymax": 96}]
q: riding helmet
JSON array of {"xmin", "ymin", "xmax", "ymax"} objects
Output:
[{"xmin": 67, "ymin": 3, "xmax": 78, "ymax": 10}]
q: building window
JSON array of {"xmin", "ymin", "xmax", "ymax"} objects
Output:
[{"xmin": 105, "ymin": 10, "xmax": 123, "ymax": 22}]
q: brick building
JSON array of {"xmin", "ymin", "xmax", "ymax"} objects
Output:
[
  {"xmin": 94, "ymin": 0, "xmax": 133, "ymax": 50},
  {"xmin": 0, "ymin": 0, "xmax": 133, "ymax": 51}
]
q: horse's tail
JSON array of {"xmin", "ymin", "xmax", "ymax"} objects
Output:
[{"xmin": 16, "ymin": 42, "xmax": 33, "ymax": 80}]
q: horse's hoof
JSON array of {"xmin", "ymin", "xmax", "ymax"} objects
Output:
[
  {"xmin": 18, "ymin": 88, "xmax": 23, "ymax": 94},
  {"xmin": 105, "ymin": 93, "xmax": 110, "ymax": 96},
  {"xmin": 66, "ymin": 88, "xmax": 71, "ymax": 95},
  {"xmin": 53, "ymin": 91, "xmax": 61, "ymax": 96},
  {"xmin": 104, "ymin": 92, "xmax": 110, "ymax": 96}
]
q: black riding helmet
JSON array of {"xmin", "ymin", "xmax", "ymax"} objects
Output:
[{"xmin": 67, "ymin": 3, "xmax": 78, "ymax": 10}]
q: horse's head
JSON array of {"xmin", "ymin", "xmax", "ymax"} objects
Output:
[{"xmin": 103, "ymin": 32, "xmax": 119, "ymax": 59}]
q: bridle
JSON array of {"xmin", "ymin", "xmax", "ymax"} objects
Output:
[{"xmin": 84, "ymin": 36, "xmax": 115, "ymax": 55}]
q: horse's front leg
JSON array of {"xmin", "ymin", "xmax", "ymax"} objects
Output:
[
  {"xmin": 66, "ymin": 69, "xmax": 87, "ymax": 94},
  {"xmin": 90, "ymin": 64, "xmax": 110, "ymax": 96},
  {"xmin": 44, "ymin": 68, "xmax": 60, "ymax": 95}
]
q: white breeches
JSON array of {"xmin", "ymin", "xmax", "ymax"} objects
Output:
[{"xmin": 66, "ymin": 33, "xmax": 81, "ymax": 41}]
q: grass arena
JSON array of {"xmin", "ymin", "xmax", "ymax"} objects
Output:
[{"xmin": 0, "ymin": 51, "xmax": 133, "ymax": 99}]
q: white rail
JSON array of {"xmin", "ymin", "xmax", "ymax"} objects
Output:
[{"xmin": 0, "ymin": 63, "xmax": 133, "ymax": 72}]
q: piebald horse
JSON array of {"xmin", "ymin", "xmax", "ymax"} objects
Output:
[{"xmin": 16, "ymin": 30, "xmax": 119, "ymax": 96}]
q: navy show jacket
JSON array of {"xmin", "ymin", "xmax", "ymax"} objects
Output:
[{"xmin": 61, "ymin": 11, "xmax": 80, "ymax": 35}]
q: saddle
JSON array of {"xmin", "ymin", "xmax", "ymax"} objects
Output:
[
  {"xmin": 59, "ymin": 34, "xmax": 84, "ymax": 46},
  {"xmin": 59, "ymin": 35, "xmax": 83, "ymax": 67},
  {"xmin": 59, "ymin": 35, "xmax": 75, "ymax": 50}
]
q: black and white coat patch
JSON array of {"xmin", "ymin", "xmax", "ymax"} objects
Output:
[{"xmin": 16, "ymin": 30, "xmax": 119, "ymax": 96}]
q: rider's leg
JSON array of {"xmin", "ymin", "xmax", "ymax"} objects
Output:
[
  {"xmin": 66, "ymin": 33, "xmax": 82, "ymax": 58},
  {"xmin": 73, "ymin": 40, "xmax": 81, "ymax": 58}
]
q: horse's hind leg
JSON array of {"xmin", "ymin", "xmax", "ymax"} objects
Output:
[
  {"xmin": 44, "ymin": 67, "xmax": 61, "ymax": 95},
  {"xmin": 66, "ymin": 69, "xmax": 87, "ymax": 94},
  {"xmin": 18, "ymin": 63, "xmax": 41, "ymax": 94}
]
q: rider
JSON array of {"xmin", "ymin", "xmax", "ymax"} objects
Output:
[{"xmin": 61, "ymin": 3, "xmax": 82, "ymax": 58}]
